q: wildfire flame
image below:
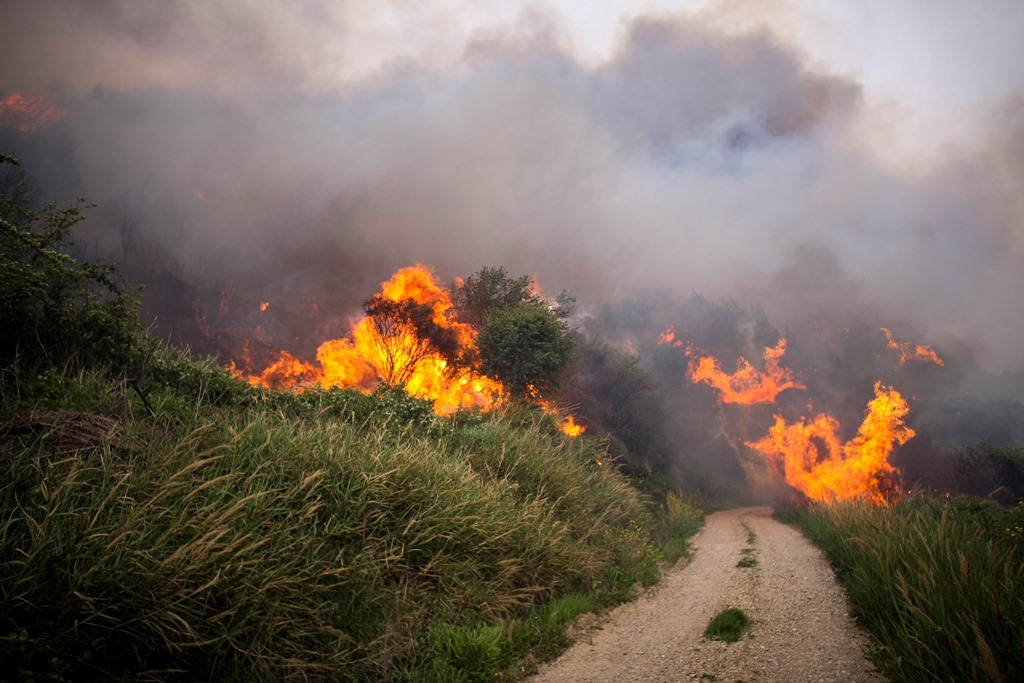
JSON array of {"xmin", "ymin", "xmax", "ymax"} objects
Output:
[
  {"xmin": 688, "ymin": 339, "xmax": 805, "ymax": 404},
  {"xmin": 747, "ymin": 382, "xmax": 915, "ymax": 504},
  {"xmin": 0, "ymin": 92, "xmax": 66, "ymax": 133},
  {"xmin": 229, "ymin": 265, "xmax": 583, "ymax": 434},
  {"xmin": 657, "ymin": 325, "xmax": 684, "ymax": 348},
  {"xmin": 881, "ymin": 327, "xmax": 944, "ymax": 366},
  {"xmin": 532, "ymin": 391, "xmax": 588, "ymax": 437}
]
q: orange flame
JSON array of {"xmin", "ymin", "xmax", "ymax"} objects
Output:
[
  {"xmin": 231, "ymin": 265, "xmax": 588, "ymax": 429},
  {"xmin": 233, "ymin": 265, "xmax": 503, "ymax": 416},
  {"xmin": 0, "ymin": 92, "xmax": 66, "ymax": 132},
  {"xmin": 747, "ymin": 382, "xmax": 915, "ymax": 504},
  {"xmin": 688, "ymin": 339, "xmax": 805, "ymax": 404},
  {"xmin": 532, "ymin": 392, "xmax": 587, "ymax": 438},
  {"xmin": 559, "ymin": 414, "xmax": 586, "ymax": 438},
  {"xmin": 657, "ymin": 325, "xmax": 684, "ymax": 348},
  {"xmin": 881, "ymin": 328, "xmax": 944, "ymax": 366},
  {"xmin": 235, "ymin": 350, "xmax": 320, "ymax": 391},
  {"xmin": 259, "ymin": 301, "xmax": 269, "ymax": 312}
]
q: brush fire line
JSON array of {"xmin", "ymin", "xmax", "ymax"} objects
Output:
[
  {"xmin": 661, "ymin": 327, "xmax": 917, "ymax": 503},
  {"xmin": 228, "ymin": 265, "xmax": 584, "ymax": 437}
]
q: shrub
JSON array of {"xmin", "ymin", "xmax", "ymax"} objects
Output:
[{"xmin": 0, "ymin": 154, "xmax": 145, "ymax": 376}]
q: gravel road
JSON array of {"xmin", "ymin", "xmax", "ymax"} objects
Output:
[{"xmin": 529, "ymin": 507, "xmax": 886, "ymax": 683}]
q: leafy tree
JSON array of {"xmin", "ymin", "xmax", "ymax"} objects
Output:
[
  {"xmin": 477, "ymin": 302, "xmax": 574, "ymax": 399},
  {"xmin": 0, "ymin": 153, "xmax": 144, "ymax": 374},
  {"xmin": 362, "ymin": 294, "xmax": 462, "ymax": 385},
  {"xmin": 452, "ymin": 266, "xmax": 540, "ymax": 329}
]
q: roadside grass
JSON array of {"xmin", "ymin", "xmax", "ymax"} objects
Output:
[
  {"xmin": 0, "ymin": 367, "xmax": 705, "ymax": 681},
  {"xmin": 659, "ymin": 492, "xmax": 705, "ymax": 566},
  {"xmin": 703, "ymin": 608, "xmax": 750, "ymax": 643},
  {"xmin": 795, "ymin": 495, "xmax": 1024, "ymax": 683}
]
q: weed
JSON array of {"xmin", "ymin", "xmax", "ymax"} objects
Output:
[
  {"xmin": 704, "ymin": 608, "xmax": 751, "ymax": 643},
  {"xmin": 736, "ymin": 556, "xmax": 758, "ymax": 569}
]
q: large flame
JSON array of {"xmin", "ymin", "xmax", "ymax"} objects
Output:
[
  {"xmin": 0, "ymin": 92, "xmax": 66, "ymax": 133},
  {"xmin": 688, "ymin": 339, "xmax": 805, "ymax": 404},
  {"xmin": 233, "ymin": 265, "xmax": 501, "ymax": 415},
  {"xmin": 230, "ymin": 265, "xmax": 582, "ymax": 433},
  {"xmin": 747, "ymin": 382, "xmax": 916, "ymax": 504},
  {"xmin": 881, "ymin": 327, "xmax": 944, "ymax": 366}
]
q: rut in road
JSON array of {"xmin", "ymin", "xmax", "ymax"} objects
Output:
[{"xmin": 529, "ymin": 507, "xmax": 885, "ymax": 683}]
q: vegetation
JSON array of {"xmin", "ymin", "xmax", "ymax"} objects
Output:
[
  {"xmin": 0, "ymin": 157, "xmax": 705, "ymax": 680},
  {"xmin": 452, "ymin": 266, "xmax": 576, "ymax": 400},
  {"xmin": 0, "ymin": 153, "xmax": 146, "ymax": 376},
  {"xmin": 362, "ymin": 294, "xmax": 463, "ymax": 385},
  {"xmin": 1, "ymin": 380, "xmax": 699, "ymax": 681},
  {"xmin": 452, "ymin": 266, "xmax": 540, "ymax": 330},
  {"xmin": 477, "ymin": 302, "xmax": 575, "ymax": 400},
  {"xmin": 794, "ymin": 496, "xmax": 1024, "ymax": 683},
  {"xmin": 703, "ymin": 608, "xmax": 750, "ymax": 643},
  {"xmin": 736, "ymin": 556, "xmax": 757, "ymax": 569},
  {"xmin": 955, "ymin": 443, "xmax": 1024, "ymax": 504}
]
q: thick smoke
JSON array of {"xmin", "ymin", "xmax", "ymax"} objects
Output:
[{"xmin": 2, "ymin": 1, "xmax": 1022, "ymax": 498}]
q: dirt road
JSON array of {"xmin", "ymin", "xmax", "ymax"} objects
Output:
[{"xmin": 529, "ymin": 507, "xmax": 885, "ymax": 683}]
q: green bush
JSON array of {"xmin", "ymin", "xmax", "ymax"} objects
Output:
[{"xmin": 0, "ymin": 154, "xmax": 145, "ymax": 377}]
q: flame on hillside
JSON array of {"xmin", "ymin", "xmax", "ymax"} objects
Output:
[
  {"xmin": 229, "ymin": 265, "xmax": 583, "ymax": 435},
  {"xmin": 657, "ymin": 325, "xmax": 684, "ymax": 348},
  {"xmin": 0, "ymin": 92, "xmax": 66, "ymax": 132},
  {"xmin": 746, "ymin": 382, "xmax": 915, "ymax": 504},
  {"xmin": 688, "ymin": 339, "xmax": 805, "ymax": 404},
  {"xmin": 532, "ymin": 392, "xmax": 587, "ymax": 437},
  {"xmin": 231, "ymin": 265, "xmax": 501, "ymax": 415},
  {"xmin": 881, "ymin": 328, "xmax": 944, "ymax": 366}
]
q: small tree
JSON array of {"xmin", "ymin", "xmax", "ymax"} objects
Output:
[
  {"xmin": 452, "ymin": 266, "xmax": 539, "ymax": 329},
  {"xmin": 477, "ymin": 302, "xmax": 574, "ymax": 399},
  {"xmin": 361, "ymin": 294, "xmax": 462, "ymax": 386}
]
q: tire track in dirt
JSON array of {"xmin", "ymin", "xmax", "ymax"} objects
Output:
[{"xmin": 529, "ymin": 507, "xmax": 885, "ymax": 682}]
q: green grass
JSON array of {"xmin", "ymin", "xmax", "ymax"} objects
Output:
[
  {"xmin": 0, "ymin": 367, "xmax": 704, "ymax": 681},
  {"xmin": 659, "ymin": 492, "xmax": 705, "ymax": 566},
  {"xmin": 735, "ymin": 556, "xmax": 758, "ymax": 569},
  {"xmin": 795, "ymin": 496, "xmax": 1024, "ymax": 683},
  {"xmin": 703, "ymin": 608, "xmax": 750, "ymax": 643}
]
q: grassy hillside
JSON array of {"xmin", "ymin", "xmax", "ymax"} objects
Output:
[
  {"xmin": 0, "ymin": 153, "xmax": 704, "ymax": 681},
  {"xmin": 0, "ymin": 362, "xmax": 703, "ymax": 682}
]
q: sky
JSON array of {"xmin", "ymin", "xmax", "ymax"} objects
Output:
[{"xmin": 1, "ymin": 0, "xmax": 1023, "ymax": 372}]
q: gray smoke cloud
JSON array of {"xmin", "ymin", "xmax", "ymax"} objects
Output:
[{"xmin": 2, "ymin": 0, "xmax": 1023, "ymax": 377}]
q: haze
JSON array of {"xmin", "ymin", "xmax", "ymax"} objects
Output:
[{"xmin": 1, "ymin": 0, "xmax": 1022, "ymax": 372}]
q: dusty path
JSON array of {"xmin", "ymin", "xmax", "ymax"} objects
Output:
[{"xmin": 530, "ymin": 507, "xmax": 885, "ymax": 683}]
